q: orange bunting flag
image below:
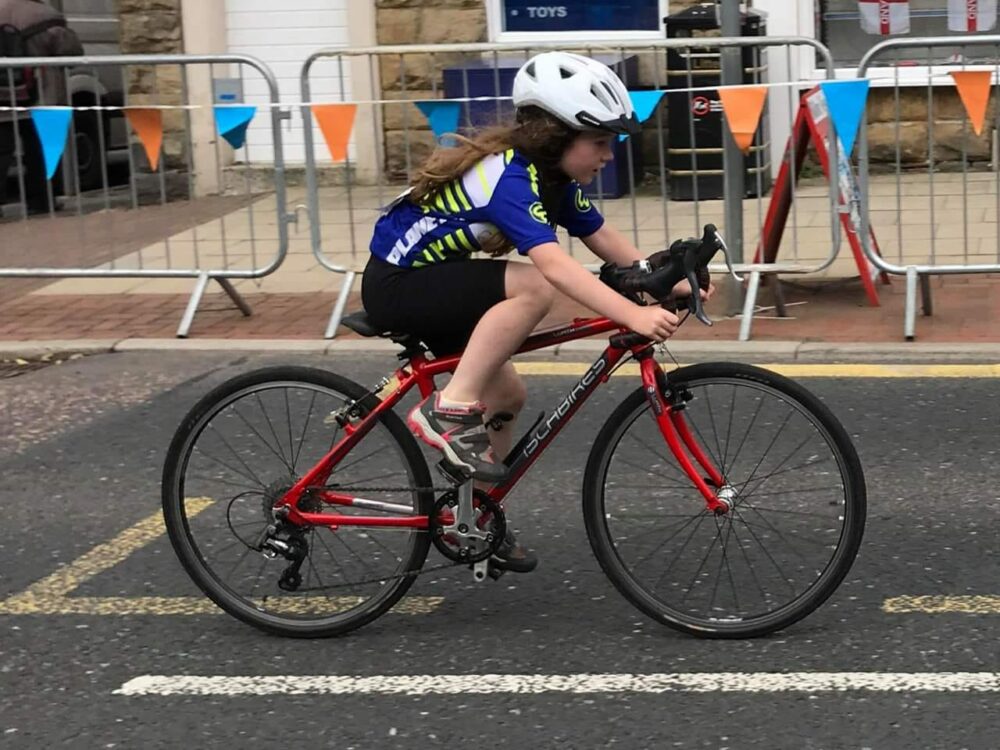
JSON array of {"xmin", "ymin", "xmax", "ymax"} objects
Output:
[
  {"xmin": 312, "ymin": 103, "xmax": 357, "ymax": 162},
  {"xmin": 717, "ymin": 86, "xmax": 768, "ymax": 154},
  {"xmin": 124, "ymin": 108, "xmax": 164, "ymax": 171},
  {"xmin": 950, "ymin": 70, "xmax": 992, "ymax": 136}
]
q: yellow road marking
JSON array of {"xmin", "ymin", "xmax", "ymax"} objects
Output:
[
  {"xmin": 883, "ymin": 596, "xmax": 1000, "ymax": 614},
  {"xmin": 513, "ymin": 363, "xmax": 1000, "ymax": 378},
  {"xmin": 0, "ymin": 499, "xmax": 441, "ymax": 617}
]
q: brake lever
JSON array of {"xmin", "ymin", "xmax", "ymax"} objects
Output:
[
  {"xmin": 713, "ymin": 229, "xmax": 744, "ymax": 283},
  {"xmin": 682, "ymin": 243, "xmax": 712, "ymax": 326}
]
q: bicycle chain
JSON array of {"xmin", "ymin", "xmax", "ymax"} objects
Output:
[{"xmin": 317, "ymin": 484, "xmax": 457, "ymax": 494}]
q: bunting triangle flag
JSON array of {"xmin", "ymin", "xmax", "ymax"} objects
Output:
[
  {"xmin": 415, "ymin": 100, "xmax": 462, "ymax": 143},
  {"xmin": 950, "ymin": 70, "xmax": 992, "ymax": 136},
  {"xmin": 312, "ymin": 103, "xmax": 357, "ymax": 162},
  {"xmin": 214, "ymin": 105, "xmax": 257, "ymax": 149},
  {"xmin": 819, "ymin": 79, "xmax": 870, "ymax": 156},
  {"xmin": 717, "ymin": 85, "xmax": 767, "ymax": 154},
  {"xmin": 125, "ymin": 108, "xmax": 164, "ymax": 171},
  {"xmin": 620, "ymin": 90, "xmax": 666, "ymax": 141},
  {"xmin": 29, "ymin": 108, "xmax": 73, "ymax": 180}
]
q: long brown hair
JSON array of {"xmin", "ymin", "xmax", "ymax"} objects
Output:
[{"xmin": 410, "ymin": 106, "xmax": 578, "ymax": 256}]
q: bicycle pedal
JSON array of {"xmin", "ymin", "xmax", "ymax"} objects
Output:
[
  {"xmin": 436, "ymin": 459, "xmax": 471, "ymax": 486},
  {"xmin": 486, "ymin": 563, "xmax": 506, "ymax": 581},
  {"xmin": 471, "ymin": 559, "xmax": 490, "ymax": 582}
]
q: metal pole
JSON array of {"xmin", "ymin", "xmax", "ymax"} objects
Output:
[{"xmin": 719, "ymin": 0, "xmax": 745, "ymax": 315}]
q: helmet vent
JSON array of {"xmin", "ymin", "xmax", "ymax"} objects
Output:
[
  {"xmin": 559, "ymin": 66, "xmax": 575, "ymax": 79},
  {"xmin": 601, "ymin": 81, "xmax": 620, "ymax": 105}
]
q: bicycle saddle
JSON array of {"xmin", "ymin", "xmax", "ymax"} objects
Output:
[{"xmin": 341, "ymin": 311, "xmax": 425, "ymax": 353}]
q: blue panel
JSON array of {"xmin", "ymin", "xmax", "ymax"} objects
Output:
[{"xmin": 503, "ymin": 1, "xmax": 659, "ymax": 32}]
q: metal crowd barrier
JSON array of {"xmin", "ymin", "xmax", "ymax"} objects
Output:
[
  {"xmin": 857, "ymin": 36, "xmax": 1000, "ymax": 340},
  {"xmin": 0, "ymin": 54, "xmax": 289, "ymax": 337},
  {"xmin": 300, "ymin": 37, "xmax": 842, "ymax": 341}
]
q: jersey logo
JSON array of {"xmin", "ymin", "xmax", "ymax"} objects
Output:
[
  {"xmin": 529, "ymin": 201, "xmax": 549, "ymax": 224},
  {"xmin": 575, "ymin": 189, "xmax": 592, "ymax": 212}
]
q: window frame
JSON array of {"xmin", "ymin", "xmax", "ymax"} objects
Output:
[{"xmin": 486, "ymin": 0, "xmax": 671, "ymax": 43}]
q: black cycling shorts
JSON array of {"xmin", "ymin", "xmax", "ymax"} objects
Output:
[{"xmin": 361, "ymin": 255, "xmax": 508, "ymax": 356}]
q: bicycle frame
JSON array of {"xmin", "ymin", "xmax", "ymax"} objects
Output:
[{"xmin": 274, "ymin": 317, "xmax": 728, "ymax": 528}]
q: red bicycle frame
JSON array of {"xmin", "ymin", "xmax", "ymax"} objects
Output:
[{"xmin": 274, "ymin": 316, "xmax": 728, "ymax": 528}]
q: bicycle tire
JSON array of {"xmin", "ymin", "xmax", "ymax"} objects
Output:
[
  {"xmin": 162, "ymin": 365, "xmax": 433, "ymax": 638},
  {"xmin": 583, "ymin": 361, "xmax": 866, "ymax": 638}
]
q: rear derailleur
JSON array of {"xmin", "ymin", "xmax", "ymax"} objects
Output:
[{"xmin": 254, "ymin": 522, "xmax": 309, "ymax": 592}]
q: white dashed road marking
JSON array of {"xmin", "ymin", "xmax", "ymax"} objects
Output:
[{"xmin": 115, "ymin": 672, "xmax": 1000, "ymax": 697}]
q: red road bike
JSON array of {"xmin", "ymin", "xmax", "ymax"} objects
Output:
[{"xmin": 162, "ymin": 226, "xmax": 866, "ymax": 639}]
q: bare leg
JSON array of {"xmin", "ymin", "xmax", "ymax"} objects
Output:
[{"xmin": 442, "ymin": 261, "xmax": 554, "ymax": 404}]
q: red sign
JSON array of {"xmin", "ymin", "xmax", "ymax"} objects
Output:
[
  {"xmin": 691, "ymin": 96, "xmax": 711, "ymax": 117},
  {"xmin": 754, "ymin": 87, "xmax": 889, "ymax": 307}
]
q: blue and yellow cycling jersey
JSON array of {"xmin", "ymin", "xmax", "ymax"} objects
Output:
[{"xmin": 369, "ymin": 148, "xmax": 604, "ymax": 268}]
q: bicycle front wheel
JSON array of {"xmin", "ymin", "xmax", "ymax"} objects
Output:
[
  {"xmin": 162, "ymin": 366, "xmax": 433, "ymax": 638},
  {"xmin": 583, "ymin": 362, "xmax": 866, "ymax": 638}
]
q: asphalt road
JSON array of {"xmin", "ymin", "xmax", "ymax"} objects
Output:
[{"xmin": 0, "ymin": 351, "xmax": 997, "ymax": 749}]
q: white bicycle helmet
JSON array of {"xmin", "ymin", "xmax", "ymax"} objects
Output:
[{"xmin": 512, "ymin": 51, "xmax": 641, "ymax": 136}]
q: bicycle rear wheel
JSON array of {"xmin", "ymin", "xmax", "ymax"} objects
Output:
[
  {"xmin": 583, "ymin": 362, "xmax": 866, "ymax": 638},
  {"xmin": 162, "ymin": 366, "xmax": 433, "ymax": 638}
]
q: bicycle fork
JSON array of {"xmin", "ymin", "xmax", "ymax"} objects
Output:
[{"xmin": 638, "ymin": 354, "xmax": 731, "ymax": 515}]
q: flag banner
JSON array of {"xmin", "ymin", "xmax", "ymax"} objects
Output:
[
  {"xmin": 950, "ymin": 71, "xmax": 992, "ymax": 135},
  {"xmin": 214, "ymin": 105, "xmax": 257, "ymax": 150},
  {"xmin": 819, "ymin": 79, "xmax": 871, "ymax": 156},
  {"xmin": 29, "ymin": 108, "xmax": 72, "ymax": 180},
  {"xmin": 619, "ymin": 90, "xmax": 667, "ymax": 141},
  {"xmin": 124, "ymin": 108, "xmax": 164, "ymax": 171},
  {"xmin": 948, "ymin": 0, "xmax": 997, "ymax": 31},
  {"xmin": 718, "ymin": 86, "xmax": 767, "ymax": 154},
  {"xmin": 415, "ymin": 100, "xmax": 462, "ymax": 143},
  {"xmin": 858, "ymin": 0, "xmax": 910, "ymax": 35},
  {"xmin": 312, "ymin": 103, "xmax": 357, "ymax": 162}
]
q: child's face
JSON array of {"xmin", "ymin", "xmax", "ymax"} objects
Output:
[{"xmin": 559, "ymin": 131, "xmax": 615, "ymax": 184}]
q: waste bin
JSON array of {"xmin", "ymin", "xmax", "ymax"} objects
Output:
[
  {"xmin": 664, "ymin": 4, "xmax": 771, "ymax": 201},
  {"xmin": 442, "ymin": 55, "xmax": 643, "ymax": 199}
]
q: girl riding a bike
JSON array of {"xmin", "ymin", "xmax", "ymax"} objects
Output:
[{"xmin": 362, "ymin": 52, "xmax": 714, "ymax": 572}]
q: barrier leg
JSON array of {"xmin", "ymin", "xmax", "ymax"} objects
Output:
[
  {"xmin": 738, "ymin": 270, "xmax": 761, "ymax": 342},
  {"xmin": 216, "ymin": 277, "xmax": 252, "ymax": 318},
  {"xmin": 325, "ymin": 271, "xmax": 358, "ymax": 340},
  {"xmin": 770, "ymin": 275, "xmax": 788, "ymax": 317},
  {"xmin": 178, "ymin": 272, "xmax": 211, "ymax": 339},
  {"xmin": 904, "ymin": 266, "xmax": 918, "ymax": 341},
  {"xmin": 919, "ymin": 273, "xmax": 933, "ymax": 317}
]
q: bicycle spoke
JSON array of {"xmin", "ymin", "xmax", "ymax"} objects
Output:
[
  {"xmin": 680, "ymin": 518, "xmax": 726, "ymax": 604},
  {"xmin": 725, "ymin": 392, "xmax": 764, "ymax": 473},
  {"xmin": 728, "ymin": 519, "xmax": 769, "ymax": 606},
  {"xmin": 292, "ymin": 390, "xmax": 318, "ymax": 469},
  {"xmin": 722, "ymin": 384, "xmax": 738, "ymax": 470},
  {"xmin": 332, "ymin": 443, "xmax": 395, "ymax": 476},
  {"xmin": 206, "ymin": 425, "xmax": 268, "ymax": 489},
  {"xmin": 728, "ymin": 507, "xmax": 800, "ymax": 594},
  {"xmin": 283, "ymin": 390, "xmax": 296, "ymax": 469},
  {"xmin": 232, "ymin": 400, "xmax": 293, "ymax": 473},
  {"xmin": 700, "ymin": 386, "xmax": 727, "ymax": 474},
  {"xmin": 194, "ymin": 442, "xmax": 265, "ymax": 489}
]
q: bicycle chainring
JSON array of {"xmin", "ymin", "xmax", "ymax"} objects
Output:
[{"xmin": 429, "ymin": 489, "xmax": 506, "ymax": 564}]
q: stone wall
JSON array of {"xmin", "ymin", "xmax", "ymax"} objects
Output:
[
  {"xmin": 866, "ymin": 87, "xmax": 993, "ymax": 168},
  {"xmin": 118, "ymin": 0, "xmax": 188, "ymax": 197},
  {"xmin": 376, "ymin": 0, "xmax": 488, "ymax": 180}
]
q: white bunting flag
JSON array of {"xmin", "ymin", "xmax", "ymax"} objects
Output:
[
  {"xmin": 948, "ymin": 0, "xmax": 997, "ymax": 31},
  {"xmin": 858, "ymin": 0, "xmax": 911, "ymax": 35}
]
